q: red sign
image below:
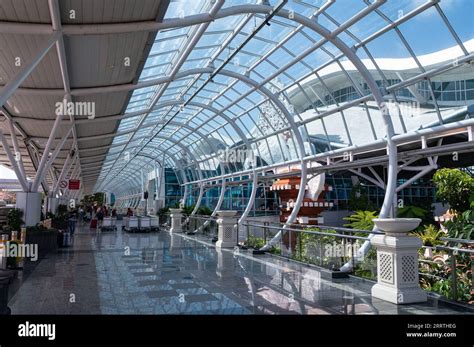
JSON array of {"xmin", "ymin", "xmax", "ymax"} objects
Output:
[{"xmin": 68, "ymin": 179, "xmax": 80, "ymax": 190}]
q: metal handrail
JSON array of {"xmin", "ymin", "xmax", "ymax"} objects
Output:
[
  {"xmin": 185, "ymin": 214, "xmax": 219, "ymax": 236},
  {"xmin": 250, "ymin": 219, "xmax": 386, "ymax": 234},
  {"xmin": 419, "ymin": 241, "xmax": 473, "ymax": 302},
  {"xmin": 440, "ymin": 237, "xmax": 474, "ymax": 245},
  {"xmin": 243, "ymin": 220, "xmax": 473, "ymax": 303},
  {"xmin": 241, "ymin": 221, "xmax": 380, "ymax": 240},
  {"xmin": 432, "ymin": 245, "xmax": 474, "ymax": 254}
]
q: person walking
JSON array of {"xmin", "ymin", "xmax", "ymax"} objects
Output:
[
  {"xmin": 78, "ymin": 206, "xmax": 84, "ymax": 224},
  {"xmin": 96, "ymin": 206, "xmax": 104, "ymax": 227},
  {"xmin": 68, "ymin": 209, "xmax": 78, "ymax": 235}
]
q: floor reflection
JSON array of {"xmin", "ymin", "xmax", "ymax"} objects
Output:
[{"xmin": 6, "ymin": 222, "xmax": 471, "ymax": 315}]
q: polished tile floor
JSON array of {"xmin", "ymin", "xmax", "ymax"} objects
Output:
[{"xmin": 7, "ymin": 222, "xmax": 471, "ymax": 315}]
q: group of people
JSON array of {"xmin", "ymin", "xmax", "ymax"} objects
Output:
[
  {"xmin": 67, "ymin": 205, "xmax": 117, "ymax": 231},
  {"xmin": 93, "ymin": 205, "xmax": 117, "ymax": 227}
]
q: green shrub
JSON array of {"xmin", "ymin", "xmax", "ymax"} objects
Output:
[
  {"xmin": 443, "ymin": 199, "xmax": 473, "ymax": 240},
  {"xmin": 412, "ymin": 225, "xmax": 443, "ymax": 246},
  {"xmin": 157, "ymin": 207, "xmax": 169, "ymax": 218},
  {"xmin": 397, "ymin": 205, "xmax": 434, "ymax": 227},
  {"xmin": 197, "ymin": 206, "xmax": 212, "ymax": 216},
  {"xmin": 348, "ymin": 183, "xmax": 377, "ymax": 211},
  {"xmin": 181, "ymin": 204, "xmax": 213, "ymax": 216},
  {"xmin": 245, "ymin": 235, "xmax": 265, "ymax": 249},
  {"xmin": 354, "ymin": 247, "xmax": 377, "ymax": 280},
  {"xmin": 433, "ymin": 168, "xmax": 473, "ymax": 213},
  {"xmin": 343, "ymin": 210, "xmax": 378, "ymax": 230},
  {"xmin": 7, "ymin": 209, "xmax": 23, "ymax": 231}
]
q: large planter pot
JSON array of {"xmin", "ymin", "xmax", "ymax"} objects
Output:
[
  {"xmin": 216, "ymin": 210, "xmax": 237, "ymax": 218},
  {"xmin": 372, "ymin": 218, "xmax": 421, "ymax": 236},
  {"xmin": 25, "ymin": 229, "xmax": 59, "ymax": 259}
]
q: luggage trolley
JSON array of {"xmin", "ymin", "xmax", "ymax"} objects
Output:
[
  {"xmin": 101, "ymin": 217, "xmax": 117, "ymax": 231},
  {"xmin": 139, "ymin": 216, "xmax": 151, "ymax": 232},
  {"xmin": 124, "ymin": 216, "xmax": 139, "ymax": 233},
  {"xmin": 149, "ymin": 216, "xmax": 159, "ymax": 232},
  {"xmin": 122, "ymin": 216, "xmax": 129, "ymax": 231}
]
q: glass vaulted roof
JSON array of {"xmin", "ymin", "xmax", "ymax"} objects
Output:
[{"xmin": 95, "ymin": 0, "xmax": 474, "ymax": 194}]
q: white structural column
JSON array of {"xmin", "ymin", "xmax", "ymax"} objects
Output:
[
  {"xmin": 371, "ymin": 218, "xmax": 427, "ymax": 304},
  {"xmin": 16, "ymin": 192, "xmax": 42, "ymax": 226},
  {"xmin": 0, "ymin": 130, "xmax": 42, "ymax": 226},
  {"xmin": 0, "ymin": 130, "xmax": 29, "ymax": 191},
  {"xmin": 7, "ymin": 119, "xmax": 27, "ymax": 180},
  {"xmin": 31, "ymin": 113, "xmax": 64, "ymax": 192},
  {"xmin": 0, "ymin": 32, "xmax": 59, "ymax": 107},
  {"xmin": 216, "ymin": 210, "xmax": 238, "ymax": 248},
  {"xmin": 194, "ymin": 180, "xmax": 227, "ymax": 234},
  {"xmin": 48, "ymin": 197, "xmax": 59, "ymax": 214},
  {"xmin": 169, "ymin": 208, "xmax": 183, "ymax": 233},
  {"xmin": 53, "ymin": 151, "xmax": 76, "ymax": 196},
  {"xmin": 155, "ymin": 163, "xmax": 161, "ymax": 209},
  {"xmin": 237, "ymin": 171, "xmax": 258, "ymax": 229}
]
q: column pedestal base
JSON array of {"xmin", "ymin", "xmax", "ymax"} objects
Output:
[{"xmin": 372, "ymin": 283, "xmax": 427, "ymax": 304}]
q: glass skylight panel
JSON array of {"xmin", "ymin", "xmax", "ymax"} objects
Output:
[
  {"xmin": 324, "ymin": 0, "xmax": 368, "ymax": 25},
  {"xmin": 127, "ymin": 99, "xmax": 149, "ymax": 109},
  {"xmin": 95, "ymin": 0, "xmax": 473, "ymax": 194},
  {"xmin": 113, "ymin": 134, "xmax": 130, "ymax": 144},
  {"xmin": 187, "ymin": 45, "xmax": 218, "ymax": 61},
  {"xmin": 334, "ymin": 31, "xmax": 359, "ymax": 50},
  {"xmin": 143, "ymin": 50, "xmax": 178, "ymax": 70},
  {"xmin": 204, "ymin": 14, "xmax": 245, "ymax": 37},
  {"xmin": 398, "ymin": 6, "xmax": 463, "ymax": 58},
  {"xmin": 264, "ymin": 17, "xmax": 296, "ymax": 41},
  {"xmin": 141, "ymin": 64, "xmax": 171, "ymax": 80},
  {"xmin": 267, "ymin": 47, "xmax": 297, "ymax": 70},
  {"xmin": 181, "ymin": 59, "xmax": 209, "ymax": 71},
  {"xmin": 344, "ymin": 10, "xmax": 387, "ymax": 43},
  {"xmin": 192, "ymin": 95, "xmax": 216, "ymax": 107},
  {"xmin": 241, "ymin": 34, "xmax": 274, "ymax": 57},
  {"xmin": 283, "ymin": 62, "xmax": 312, "ymax": 84},
  {"xmin": 164, "ymin": 0, "xmax": 208, "ymax": 19},
  {"xmin": 439, "ymin": 0, "xmax": 473, "ymax": 43},
  {"xmin": 378, "ymin": 0, "xmax": 427, "ymax": 22},
  {"xmin": 252, "ymin": 59, "xmax": 278, "ymax": 82},
  {"xmin": 283, "ymin": 0, "xmax": 319, "ymax": 18},
  {"xmin": 364, "ymin": 27, "xmax": 421, "ymax": 68},
  {"xmin": 222, "ymin": 0, "xmax": 258, "ymax": 8}
]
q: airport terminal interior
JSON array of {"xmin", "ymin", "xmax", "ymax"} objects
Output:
[{"xmin": 0, "ymin": 0, "xmax": 473, "ymax": 315}]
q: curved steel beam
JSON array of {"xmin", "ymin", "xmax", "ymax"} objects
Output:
[
  {"xmin": 20, "ymin": 4, "xmax": 397, "ymax": 262},
  {"xmin": 113, "ymin": 99, "xmax": 257, "ymax": 227},
  {"xmin": 104, "ymin": 134, "xmax": 203, "ymax": 194},
  {"xmin": 101, "ymin": 128, "xmax": 214, "ymax": 194},
  {"xmin": 95, "ymin": 114, "xmax": 222, "ymax": 190}
]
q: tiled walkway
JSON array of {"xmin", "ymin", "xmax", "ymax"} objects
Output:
[{"xmin": 7, "ymin": 223, "xmax": 472, "ymax": 315}]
